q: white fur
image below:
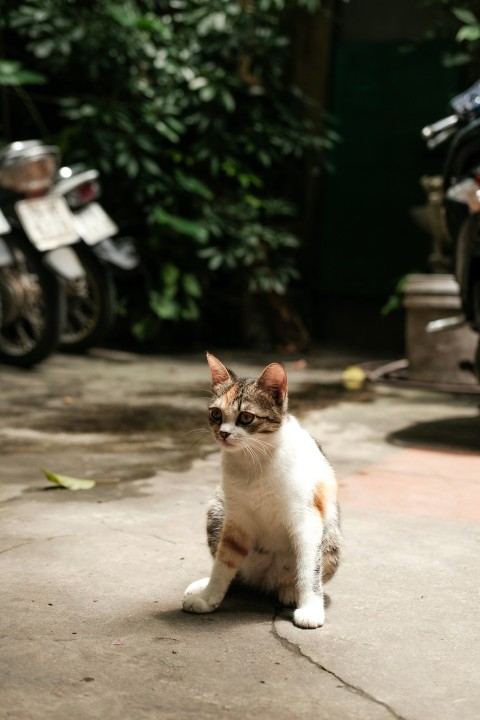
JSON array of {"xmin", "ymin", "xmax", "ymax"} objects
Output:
[{"xmin": 183, "ymin": 415, "xmax": 337, "ymax": 629}]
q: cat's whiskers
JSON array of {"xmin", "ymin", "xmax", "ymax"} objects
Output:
[
  {"xmin": 240, "ymin": 439, "xmax": 263, "ymax": 474},
  {"xmin": 199, "ymin": 387, "xmax": 215, "ymax": 400},
  {"xmin": 183, "ymin": 428, "xmax": 213, "ymax": 448},
  {"xmin": 247, "ymin": 436, "xmax": 274, "ymax": 459},
  {"xmin": 245, "ymin": 444, "xmax": 268, "ymax": 467},
  {"xmin": 221, "ymin": 432, "xmax": 272, "ymax": 472}
]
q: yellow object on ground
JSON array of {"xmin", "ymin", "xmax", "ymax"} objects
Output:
[{"xmin": 342, "ymin": 365, "xmax": 366, "ymax": 390}]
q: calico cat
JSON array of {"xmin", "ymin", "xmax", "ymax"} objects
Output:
[{"xmin": 183, "ymin": 352, "xmax": 341, "ymax": 629}]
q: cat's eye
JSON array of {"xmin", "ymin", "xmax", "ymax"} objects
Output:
[
  {"xmin": 209, "ymin": 407, "xmax": 223, "ymax": 423},
  {"xmin": 237, "ymin": 411, "xmax": 254, "ymax": 425}
]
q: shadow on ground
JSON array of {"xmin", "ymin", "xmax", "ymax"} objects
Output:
[{"xmin": 388, "ymin": 414, "xmax": 480, "ymax": 452}]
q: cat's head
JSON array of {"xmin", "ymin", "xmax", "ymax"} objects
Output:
[{"xmin": 206, "ymin": 352, "xmax": 288, "ymax": 452}]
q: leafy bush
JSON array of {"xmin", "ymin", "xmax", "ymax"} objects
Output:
[
  {"xmin": 422, "ymin": 1, "xmax": 480, "ymax": 70},
  {"xmin": 1, "ymin": 0, "xmax": 336, "ymax": 347}
]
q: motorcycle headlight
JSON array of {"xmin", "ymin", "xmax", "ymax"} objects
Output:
[
  {"xmin": 0, "ymin": 141, "xmax": 60, "ymax": 195},
  {"xmin": 0, "ymin": 154, "xmax": 58, "ymax": 194}
]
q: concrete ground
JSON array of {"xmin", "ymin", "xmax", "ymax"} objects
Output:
[{"xmin": 1, "ymin": 348, "xmax": 479, "ymax": 720}]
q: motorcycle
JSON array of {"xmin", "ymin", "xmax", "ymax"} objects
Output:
[
  {"xmin": 422, "ymin": 79, "xmax": 480, "ymax": 380},
  {"xmin": 0, "ymin": 140, "xmax": 139, "ymax": 362},
  {"xmin": 0, "ymin": 141, "xmax": 81, "ymax": 367},
  {"xmin": 51, "ymin": 163, "xmax": 138, "ymax": 352}
]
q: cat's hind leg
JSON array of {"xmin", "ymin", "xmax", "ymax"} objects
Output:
[
  {"xmin": 278, "ymin": 584, "xmax": 297, "ymax": 608},
  {"xmin": 275, "ymin": 557, "xmax": 298, "ymax": 607}
]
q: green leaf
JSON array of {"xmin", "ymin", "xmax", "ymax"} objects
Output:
[
  {"xmin": 174, "ymin": 169, "xmax": 213, "ymax": 199},
  {"xmin": 152, "ymin": 206, "xmax": 208, "ymax": 242},
  {"xmin": 206, "ymin": 253, "xmax": 224, "ymax": 271},
  {"xmin": 181, "ymin": 297, "xmax": 200, "ymax": 320},
  {"xmin": 199, "ymin": 85, "xmax": 216, "ymax": 102},
  {"xmin": 42, "ymin": 469, "xmax": 96, "ymax": 491},
  {"xmin": 33, "ymin": 39, "xmax": 57, "ymax": 59},
  {"xmin": 164, "ymin": 116, "xmax": 185, "ymax": 134},
  {"xmin": 162, "ymin": 262, "xmax": 180, "ymax": 288},
  {"xmin": 0, "ymin": 60, "xmax": 45, "ymax": 86},
  {"xmin": 456, "ymin": 24, "xmax": 480, "ymax": 42},
  {"xmin": 245, "ymin": 194, "xmax": 262, "ymax": 209},
  {"xmin": 142, "ymin": 157, "xmax": 162, "ymax": 176},
  {"xmin": 183, "ymin": 273, "xmax": 202, "ymax": 298},
  {"xmin": 452, "ymin": 7, "xmax": 478, "ymax": 25},
  {"xmin": 442, "ymin": 51, "xmax": 471, "ymax": 67},
  {"xmin": 155, "ymin": 121, "xmax": 180, "ymax": 143},
  {"xmin": 220, "ymin": 89, "xmax": 235, "ymax": 112},
  {"xmin": 149, "ymin": 294, "xmax": 179, "ymax": 320}
]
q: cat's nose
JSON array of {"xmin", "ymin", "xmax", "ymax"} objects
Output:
[{"xmin": 220, "ymin": 431, "xmax": 231, "ymax": 440}]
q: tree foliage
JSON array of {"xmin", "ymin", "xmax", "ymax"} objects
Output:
[
  {"xmin": 422, "ymin": 0, "xmax": 480, "ymax": 70},
  {"xmin": 0, "ymin": 0, "xmax": 336, "ymax": 345}
]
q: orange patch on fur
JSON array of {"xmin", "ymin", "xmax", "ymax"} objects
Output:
[
  {"xmin": 221, "ymin": 533, "xmax": 248, "ymax": 558},
  {"xmin": 221, "ymin": 384, "xmax": 238, "ymax": 409},
  {"xmin": 222, "ymin": 558, "xmax": 238, "ymax": 569},
  {"xmin": 216, "ymin": 525, "xmax": 250, "ymax": 569},
  {"xmin": 313, "ymin": 484, "xmax": 326, "ymax": 518}
]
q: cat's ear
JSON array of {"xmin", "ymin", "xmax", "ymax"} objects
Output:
[
  {"xmin": 206, "ymin": 352, "xmax": 235, "ymax": 386},
  {"xmin": 257, "ymin": 363, "xmax": 288, "ymax": 405}
]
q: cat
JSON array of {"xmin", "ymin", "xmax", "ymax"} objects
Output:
[{"xmin": 182, "ymin": 352, "xmax": 341, "ymax": 629}]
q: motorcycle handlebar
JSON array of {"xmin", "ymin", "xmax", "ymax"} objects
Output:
[
  {"xmin": 422, "ymin": 80, "xmax": 480, "ymax": 148},
  {"xmin": 421, "ymin": 114, "xmax": 459, "ymax": 141}
]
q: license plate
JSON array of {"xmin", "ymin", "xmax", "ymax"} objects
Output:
[
  {"xmin": 73, "ymin": 202, "xmax": 119, "ymax": 246},
  {"xmin": 0, "ymin": 208, "xmax": 11, "ymax": 235},
  {"xmin": 15, "ymin": 196, "xmax": 79, "ymax": 251}
]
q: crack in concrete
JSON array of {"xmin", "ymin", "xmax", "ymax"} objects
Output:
[
  {"xmin": 0, "ymin": 535, "xmax": 74, "ymax": 555},
  {"xmin": 0, "ymin": 541, "xmax": 34, "ymax": 555},
  {"xmin": 271, "ymin": 611, "xmax": 409, "ymax": 720},
  {"xmin": 97, "ymin": 517, "xmax": 202, "ymax": 546},
  {"xmin": 152, "ymin": 534, "xmax": 177, "ymax": 545}
]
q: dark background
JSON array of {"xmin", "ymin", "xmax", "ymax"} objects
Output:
[{"xmin": 301, "ymin": 0, "xmax": 459, "ymax": 354}]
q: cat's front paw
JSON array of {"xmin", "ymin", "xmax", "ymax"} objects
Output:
[
  {"xmin": 183, "ymin": 577, "xmax": 218, "ymax": 615},
  {"xmin": 183, "ymin": 592, "xmax": 218, "ymax": 614},
  {"xmin": 293, "ymin": 597, "xmax": 325, "ymax": 629},
  {"xmin": 184, "ymin": 577, "xmax": 210, "ymax": 597}
]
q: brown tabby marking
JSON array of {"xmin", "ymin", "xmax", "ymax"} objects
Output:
[{"xmin": 222, "ymin": 384, "xmax": 239, "ymax": 408}]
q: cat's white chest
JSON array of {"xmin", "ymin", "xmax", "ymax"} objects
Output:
[
  {"xmin": 245, "ymin": 482, "xmax": 290, "ymax": 546},
  {"xmin": 222, "ymin": 444, "xmax": 298, "ymax": 550}
]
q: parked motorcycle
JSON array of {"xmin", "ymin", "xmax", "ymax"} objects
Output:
[
  {"xmin": 51, "ymin": 163, "xmax": 138, "ymax": 352},
  {"xmin": 0, "ymin": 140, "xmax": 139, "ymax": 363},
  {"xmin": 422, "ymin": 79, "xmax": 480, "ymax": 380},
  {"xmin": 0, "ymin": 141, "xmax": 81, "ymax": 367}
]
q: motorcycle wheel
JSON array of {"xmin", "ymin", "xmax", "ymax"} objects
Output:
[
  {"xmin": 59, "ymin": 243, "xmax": 116, "ymax": 352},
  {"xmin": 0, "ymin": 234, "xmax": 64, "ymax": 368}
]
